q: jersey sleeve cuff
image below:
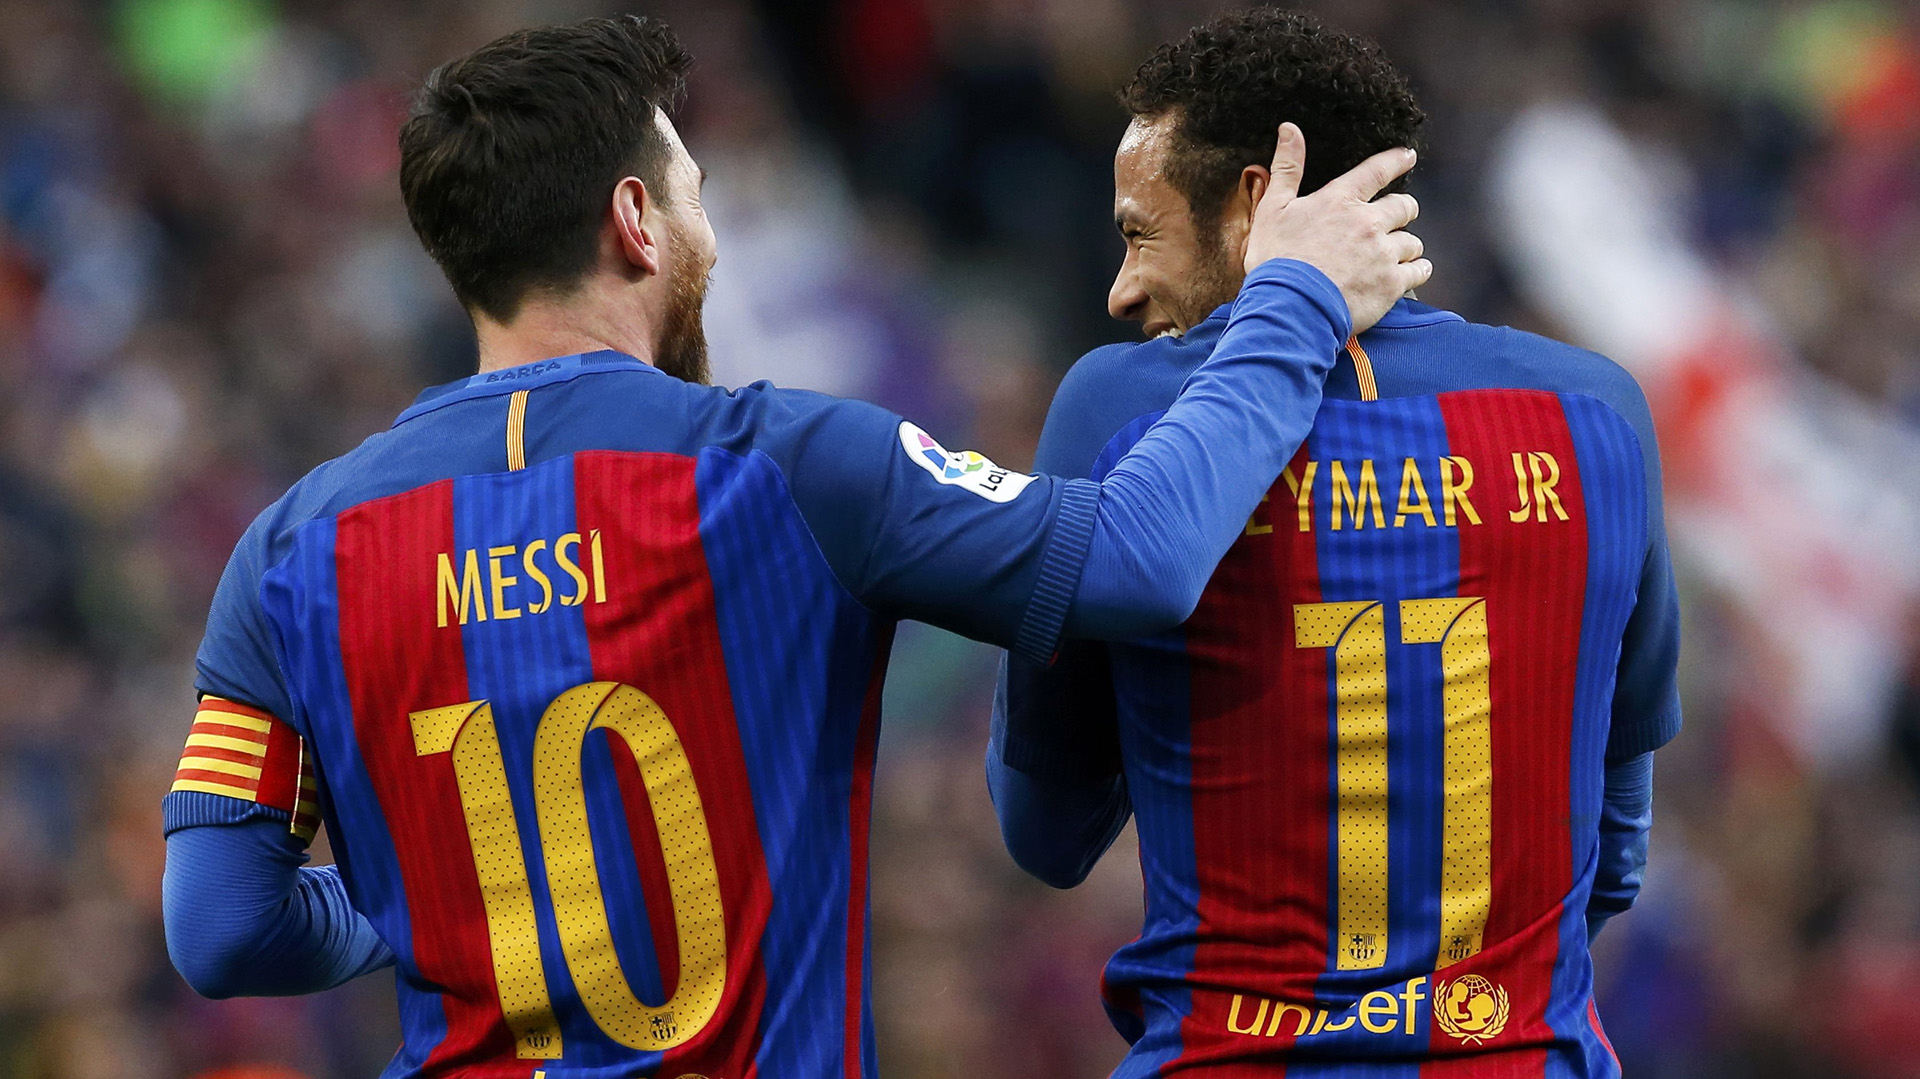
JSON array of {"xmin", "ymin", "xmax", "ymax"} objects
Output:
[
  {"xmin": 995, "ymin": 731, "xmax": 1123, "ymax": 785},
  {"xmin": 1238, "ymin": 258, "xmax": 1354, "ymax": 343},
  {"xmin": 1606, "ymin": 699, "xmax": 1683, "ymax": 762},
  {"xmin": 163, "ymin": 789, "xmax": 296, "ymax": 838},
  {"xmin": 1012, "ymin": 478, "xmax": 1099, "ymax": 665}
]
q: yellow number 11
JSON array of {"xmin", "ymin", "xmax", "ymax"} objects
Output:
[
  {"xmin": 1294, "ymin": 598, "xmax": 1493, "ymax": 973},
  {"xmin": 410, "ymin": 681, "xmax": 728, "ymax": 1058}
]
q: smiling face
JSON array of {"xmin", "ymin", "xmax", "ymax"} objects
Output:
[{"xmin": 1107, "ymin": 115, "xmax": 1244, "ymax": 338}]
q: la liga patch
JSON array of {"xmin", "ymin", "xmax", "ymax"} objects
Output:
[{"xmin": 897, "ymin": 422, "xmax": 1037, "ymax": 504}]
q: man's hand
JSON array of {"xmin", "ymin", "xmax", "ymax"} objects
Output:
[{"xmin": 1243, "ymin": 123, "xmax": 1429, "ymax": 333}]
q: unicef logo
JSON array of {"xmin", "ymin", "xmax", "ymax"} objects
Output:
[{"xmin": 1433, "ymin": 974, "xmax": 1509, "ymax": 1045}]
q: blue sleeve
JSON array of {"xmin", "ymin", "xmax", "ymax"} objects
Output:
[
  {"xmin": 1610, "ymin": 539, "xmax": 1681, "ymax": 761},
  {"xmin": 195, "ymin": 510, "xmax": 294, "ymax": 721},
  {"xmin": 1587, "ymin": 751, "xmax": 1654, "ymax": 942},
  {"xmin": 987, "ymin": 649, "xmax": 1132, "ymax": 887},
  {"xmin": 1604, "ymin": 379, "xmax": 1682, "ymax": 762},
  {"xmin": 982, "ymin": 282, "xmax": 1203, "ymax": 886},
  {"xmin": 1059, "ymin": 260, "xmax": 1346, "ymax": 640},
  {"xmin": 163, "ymin": 818, "xmax": 394, "ymax": 997},
  {"xmin": 782, "ymin": 258, "xmax": 1348, "ymax": 663},
  {"xmin": 986, "ymin": 335, "xmax": 1150, "ymax": 785}
]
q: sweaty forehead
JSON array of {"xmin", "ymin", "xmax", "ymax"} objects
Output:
[
  {"xmin": 1116, "ymin": 115, "xmax": 1176, "ymax": 177},
  {"xmin": 1114, "ymin": 115, "xmax": 1183, "ymax": 222}
]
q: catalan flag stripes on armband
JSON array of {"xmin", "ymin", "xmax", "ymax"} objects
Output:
[{"xmin": 171, "ymin": 696, "xmax": 320, "ymax": 843}]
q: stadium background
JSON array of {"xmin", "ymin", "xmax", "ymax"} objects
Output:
[{"xmin": 0, "ymin": 0, "xmax": 1917, "ymax": 1076}]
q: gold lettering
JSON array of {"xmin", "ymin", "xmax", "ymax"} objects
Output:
[
  {"xmin": 1226, "ymin": 994, "xmax": 1270, "ymax": 1036},
  {"xmin": 437, "ymin": 549, "xmax": 486, "ymax": 627},
  {"xmin": 589, "ymin": 529, "xmax": 607, "ymax": 604},
  {"xmin": 1307, "ymin": 1009, "xmax": 1331, "ymax": 1036},
  {"xmin": 1400, "ymin": 977, "xmax": 1428, "ymax": 1034},
  {"xmin": 555, "ymin": 533, "xmax": 588, "ymax": 607},
  {"xmin": 1245, "ymin": 494, "xmax": 1274, "ymax": 537},
  {"xmin": 1510, "ymin": 453, "xmax": 1532, "ymax": 522},
  {"xmin": 1322, "ymin": 1012, "xmax": 1358, "ymax": 1033},
  {"xmin": 1394, "ymin": 457, "xmax": 1436, "ymax": 528},
  {"xmin": 1330, "ymin": 460, "xmax": 1384, "ymax": 530},
  {"xmin": 523, "ymin": 540, "xmax": 553, "ymax": 615},
  {"xmin": 1440, "ymin": 456, "xmax": 1481, "ymax": 526},
  {"xmin": 1266, "ymin": 1001, "xmax": 1313, "ymax": 1038},
  {"xmin": 489, "ymin": 545, "xmax": 521, "ymax": 620},
  {"xmin": 1359, "ymin": 990, "xmax": 1400, "ymax": 1034},
  {"xmin": 1282, "ymin": 461, "xmax": 1318, "ymax": 533},
  {"xmin": 1529, "ymin": 452, "xmax": 1569, "ymax": 521}
]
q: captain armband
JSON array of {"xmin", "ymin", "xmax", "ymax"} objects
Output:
[{"xmin": 171, "ymin": 696, "xmax": 320, "ymax": 843}]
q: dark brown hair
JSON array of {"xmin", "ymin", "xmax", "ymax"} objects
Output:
[{"xmin": 399, "ymin": 15, "xmax": 692, "ymax": 322}]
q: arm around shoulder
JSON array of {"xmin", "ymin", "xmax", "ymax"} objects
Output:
[{"xmin": 1064, "ymin": 259, "xmax": 1350, "ymax": 641}]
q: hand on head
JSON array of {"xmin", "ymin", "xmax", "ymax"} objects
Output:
[{"xmin": 1241, "ymin": 123, "xmax": 1430, "ymax": 333}]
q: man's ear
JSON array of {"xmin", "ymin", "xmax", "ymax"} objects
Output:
[
  {"xmin": 1221, "ymin": 162, "xmax": 1270, "ymax": 265},
  {"xmin": 1237, "ymin": 161, "xmax": 1272, "ymax": 212},
  {"xmin": 611, "ymin": 176, "xmax": 662, "ymax": 277}
]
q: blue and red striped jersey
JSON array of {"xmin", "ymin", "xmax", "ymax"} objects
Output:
[
  {"xmin": 995, "ymin": 300, "xmax": 1682, "ymax": 1078},
  {"xmin": 160, "ymin": 261, "xmax": 1370, "ymax": 1078},
  {"xmin": 164, "ymin": 351, "xmax": 1118, "ymax": 1079}
]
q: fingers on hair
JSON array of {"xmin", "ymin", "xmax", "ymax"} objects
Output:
[{"xmin": 1120, "ymin": 9, "xmax": 1426, "ymax": 214}]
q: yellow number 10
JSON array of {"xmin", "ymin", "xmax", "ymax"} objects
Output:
[
  {"xmin": 1294, "ymin": 598, "xmax": 1493, "ymax": 973},
  {"xmin": 410, "ymin": 681, "xmax": 727, "ymax": 1059}
]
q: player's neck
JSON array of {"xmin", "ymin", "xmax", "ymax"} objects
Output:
[{"xmin": 471, "ymin": 293, "xmax": 657, "ymax": 375}]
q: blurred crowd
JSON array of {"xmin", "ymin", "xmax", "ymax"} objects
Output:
[{"xmin": 0, "ymin": 0, "xmax": 1916, "ymax": 1077}]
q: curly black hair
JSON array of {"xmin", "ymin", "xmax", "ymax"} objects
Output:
[{"xmin": 1121, "ymin": 8, "xmax": 1425, "ymax": 229}]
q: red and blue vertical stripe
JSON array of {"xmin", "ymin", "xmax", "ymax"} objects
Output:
[
  {"xmin": 260, "ymin": 446, "xmax": 889, "ymax": 1078},
  {"xmin": 1098, "ymin": 389, "xmax": 1646, "ymax": 1079}
]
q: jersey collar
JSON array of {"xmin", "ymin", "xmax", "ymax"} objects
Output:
[
  {"xmin": 392, "ymin": 349, "xmax": 659, "ymax": 427},
  {"xmin": 1373, "ymin": 297, "xmax": 1465, "ymax": 329},
  {"xmin": 1197, "ymin": 295, "xmax": 1464, "ymax": 335}
]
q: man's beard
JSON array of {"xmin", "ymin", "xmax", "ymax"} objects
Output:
[
  {"xmin": 1183, "ymin": 227, "xmax": 1244, "ymax": 328},
  {"xmin": 655, "ymin": 245, "xmax": 712, "ymax": 385}
]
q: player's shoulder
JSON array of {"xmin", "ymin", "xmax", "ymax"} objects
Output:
[
  {"xmin": 237, "ymin": 433, "xmax": 411, "ymax": 569},
  {"xmin": 1492, "ymin": 321, "xmax": 1645, "ymax": 404},
  {"xmin": 697, "ymin": 379, "xmax": 904, "ymax": 469},
  {"xmin": 1484, "ymin": 321, "xmax": 1655, "ymax": 451},
  {"xmin": 714, "ymin": 378, "xmax": 896, "ymax": 428},
  {"xmin": 1053, "ymin": 330, "xmax": 1209, "ymax": 420},
  {"xmin": 1376, "ymin": 311, "xmax": 1656, "ymax": 449},
  {"xmin": 234, "ymin": 369, "xmax": 915, "ymax": 583},
  {"xmin": 1039, "ymin": 325, "xmax": 1215, "ymax": 478}
]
